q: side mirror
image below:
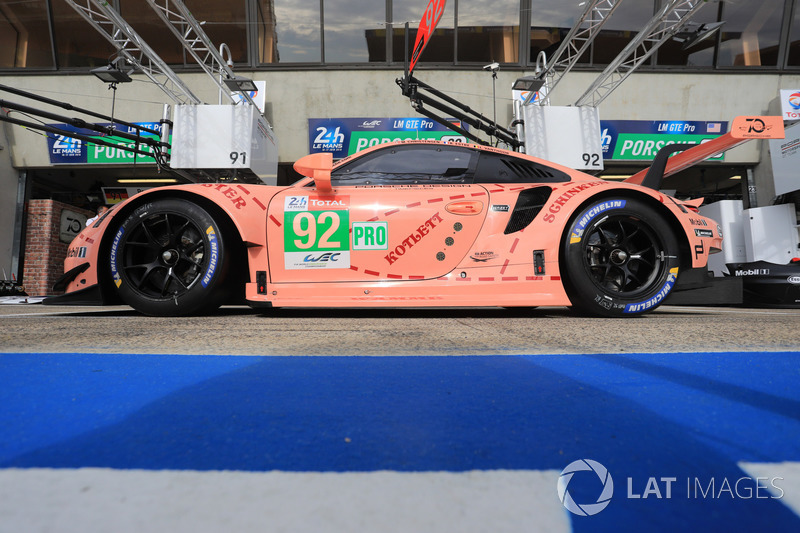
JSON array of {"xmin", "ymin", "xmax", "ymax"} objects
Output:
[{"xmin": 293, "ymin": 152, "xmax": 333, "ymax": 193}]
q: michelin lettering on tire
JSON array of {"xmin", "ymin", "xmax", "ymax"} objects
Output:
[
  {"xmin": 202, "ymin": 226, "xmax": 219, "ymax": 288},
  {"xmin": 570, "ymin": 200, "xmax": 626, "ymax": 243},
  {"xmin": 110, "ymin": 226, "xmax": 124, "ymax": 288},
  {"xmin": 624, "ymin": 267, "xmax": 679, "ymax": 313}
]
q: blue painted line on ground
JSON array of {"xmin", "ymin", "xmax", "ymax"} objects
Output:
[{"xmin": 1, "ymin": 351, "xmax": 799, "ymax": 531}]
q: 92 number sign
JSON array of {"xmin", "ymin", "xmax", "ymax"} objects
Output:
[
  {"xmin": 284, "ymin": 210, "xmax": 350, "ymax": 254},
  {"xmin": 582, "ymin": 152, "xmax": 601, "ymax": 168}
]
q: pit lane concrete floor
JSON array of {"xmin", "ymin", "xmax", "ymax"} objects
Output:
[
  {"xmin": 1, "ymin": 303, "xmax": 798, "ymax": 355},
  {"xmin": 1, "ymin": 303, "xmax": 799, "ymax": 532}
]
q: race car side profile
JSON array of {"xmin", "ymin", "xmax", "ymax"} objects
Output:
[{"xmin": 45, "ymin": 118, "xmax": 780, "ymax": 317}]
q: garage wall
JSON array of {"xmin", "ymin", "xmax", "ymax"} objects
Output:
[
  {"xmin": 22, "ymin": 200, "xmax": 92, "ymax": 296},
  {"xmin": 0, "ymin": 117, "xmax": 20, "ymax": 283},
  {"xmin": 2, "ymin": 70, "xmax": 800, "ymax": 166}
]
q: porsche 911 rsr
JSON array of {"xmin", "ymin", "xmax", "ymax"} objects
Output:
[{"xmin": 47, "ymin": 138, "xmax": 728, "ymax": 317}]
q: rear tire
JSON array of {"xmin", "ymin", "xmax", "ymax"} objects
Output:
[
  {"xmin": 562, "ymin": 198, "xmax": 681, "ymax": 317},
  {"xmin": 109, "ymin": 199, "xmax": 229, "ymax": 316}
]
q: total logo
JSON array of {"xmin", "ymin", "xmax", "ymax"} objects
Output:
[{"xmin": 782, "ymin": 90, "xmax": 800, "ymax": 118}]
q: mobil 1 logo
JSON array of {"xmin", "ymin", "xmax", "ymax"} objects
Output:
[{"xmin": 352, "ymin": 222, "xmax": 388, "ymax": 250}]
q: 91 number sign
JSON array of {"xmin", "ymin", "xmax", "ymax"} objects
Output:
[{"xmin": 230, "ymin": 151, "xmax": 247, "ymax": 165}]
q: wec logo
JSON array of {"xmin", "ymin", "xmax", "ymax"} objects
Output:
[{"xmin": 303, "ymin": 252, "xmax": 341, "ymax": 263}]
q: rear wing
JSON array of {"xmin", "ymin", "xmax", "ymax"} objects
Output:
[{"xmin": 625, "ymin": 116, "xmax": 785, "ymax": 189}]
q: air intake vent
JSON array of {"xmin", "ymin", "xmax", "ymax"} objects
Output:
[
  {"xmin": 502, "ymin": 160, "xmax": 562, "ymax": 180},
  {"xmin": 472, "ymin": 152, "xmax": 571, "ymax": 184},
  {"xmin": 503, "ymin": 187, "xmax": 552, "ymax": 234}
]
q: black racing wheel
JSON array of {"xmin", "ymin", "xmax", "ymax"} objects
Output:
[
  {"xmin": 562, "ymin": 197, "xmax": 682, "ymax": 317},
  {"xmin": 108, "ymin": 199, "xmax": 230, "ymax": 316}
]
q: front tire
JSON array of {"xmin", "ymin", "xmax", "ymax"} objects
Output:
[
  {"xmin": 109, "ymin": 199, "xmax": 230, "ymax": 316},
  {"xmin": 562, "ymin": 198, "xmax": 681, "ymax": 317}
]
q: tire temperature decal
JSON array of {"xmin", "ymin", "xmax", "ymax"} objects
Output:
[{"xmin": 284, "ymin": 195, "xmax": 351, "ymax": 269}]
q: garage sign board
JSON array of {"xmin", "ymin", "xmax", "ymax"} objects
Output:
[
  {"xmin": 601, "ymin": 120, "xmax": 727, "ymax": 162},
  {"xmin": 308, "ymin": 117, "xmax": 468, "ymax": 159},
  {"xmin": 46, "ymin": 122, "xmax": 166, "ymax": 165}
]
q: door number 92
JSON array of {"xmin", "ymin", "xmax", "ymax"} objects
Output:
[
  {"xmin": 230, "ymin": 151, "xmax": 247, "ymax": 165},
  {"xmin": 582, "ymin": 153, "xmax": 601, "ymax": 167},
  {"xmin": 292, "ymin": 211, "xmax": 342, "ymax": 250}
]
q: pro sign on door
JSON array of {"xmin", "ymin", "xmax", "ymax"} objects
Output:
[{"xmin": 284, "ymin": 195, "xmax": 351, "ymax": 269}]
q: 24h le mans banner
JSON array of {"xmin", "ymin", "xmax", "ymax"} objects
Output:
[{"xmin": 46, "ymin": 122, "xmax": 167, "ymax": 165}]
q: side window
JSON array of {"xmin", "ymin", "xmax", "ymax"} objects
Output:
[
  {"xmin": 473, "ymin": 152, "xmax": 571, "ymax": 183},
  {"xmin": 332, "ymin": 146, "xmax": 477, "ymax": 185}
]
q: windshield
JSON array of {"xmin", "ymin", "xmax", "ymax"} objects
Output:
[{"xmin": 331, "ymin": 145, "xmax": 476, "ymax": 185}]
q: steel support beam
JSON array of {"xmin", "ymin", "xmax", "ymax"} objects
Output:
[
  {"xmin": 144, "ymin": 0, "xmax": 258, "ymax": 108},
  {"xmin": 63, "ymin": 0, "xmax": 202, "ymax": 105},
  {"xmin": 534, "ymin": 0, "xmax": 623, "ymax": 104},
  {"xmin": 574, "ymin": 0, "xmax": 705, "ymax": 107}
]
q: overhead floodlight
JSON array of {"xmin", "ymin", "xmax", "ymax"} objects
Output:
[
  {"xmin": 513, "ymin": 75, "xmax": 545, "ymax": 93},
  {"xmin": 223, "ymin": 75, "xmax": 258, "ymax": 93},
  {"xmin": 514, "ymin": 76, "xmax": 547, "ymax": 105},
  {"xmin": 91, "ymin": 58, "xmax": 133, "ymax": 84},
  {"xmin": 673, "ymin": 21, "xmax": 725, "ymax": 51}
]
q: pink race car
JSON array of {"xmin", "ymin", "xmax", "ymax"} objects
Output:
[{"xmin": 46, "ymin": 118, "xmax": 780, "ymax": 317}]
